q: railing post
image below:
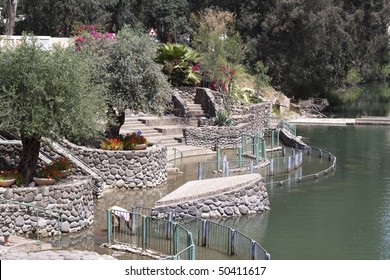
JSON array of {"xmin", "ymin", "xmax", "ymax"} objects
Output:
[
  {"xmin": 269, "ymin": 159, "xmax": 274, "ymax": 176},
  {"xmin": 262, "ymin": 139, "xmax": 266, "ymax": 160},
  {"xmin": 230, "ymin": 229, "xmax": 236, "ymax": 255},
  {"xmin": 238, "ymin": 146, "xmax": 243, "ymax": 167},
  {"xmin": 223, "ymin": 161, "xmax": 229, "ymax": 177},
  {"xmin": 216, "ymin": 147, "xmax": 221, "ymax": 171},
  {"xmin": 107, "ymin": 209, "xmax": 112, "ymax": 244},
  {"xmin": 201, "ymin": 220, "xmax": 207, "ymax": 246},
  {"xmin": 198, "ymin": 162, "xmax": 203, "ymax": 180},
  {"xmin": 249, "ymin": 160, "xmax": 253, "ymax": 174},
  {"xmin": 271, "ymin": 129, "xmax": 275, "ymax": 148},
  {"xmin": 287, "ymin": 156, "xmax": 292, "ymax": 172},
  {"xmin": 251, "ymin": 240, "xmax": 256, "ymax": 260},
  {"xmin": 173, "ymin": 223, "xmax": 178, "ymax": 254},
  {"xmin": 166, "ymin": 212, "xmax": 173, "ymax": 239},
  {"xmin": 142, "ymin": 216, "xmax": 147, "ymax": 250},
  {"xmin": 131, "ymin": 207, "xmax": 136, "ymax": 235},
  {"xmin": 188, "ymin": 233, "xmax": 195, "ymax": 260}
]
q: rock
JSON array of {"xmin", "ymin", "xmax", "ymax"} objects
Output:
[
  {"xmin": 224, "ymin": 207, "xmax": 234, "ymax": 216},
  {"xmin": 61, "ymin": 221, "xmax": 70, "ymax": 233},
  {"xmin": 188, "ymin": 206, "xmax": 198, "ymax": 216},
  {"xmin": 238, "ymin": 205, "xmax": 249, "ymax": 215}
]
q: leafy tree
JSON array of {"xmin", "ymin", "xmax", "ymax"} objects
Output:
[
  {"xmin": 79, "ymin": 26, "xmax": 171, "ymax": 138},
  {"xmin": 144, "ymin": 0, "xmax": 190, "ymax": 43},
  {"xmin": 0, "ymin": 36, "xmax": 107, "ymax": 184},
  {"xmin": 156, "ymin": 43, "xmax": 200, "ymax": 86},
  {"xmin": 191, "ymin": 8, "xmax": 245, "ymax": 86},
  {"xmin": 17, "ymin": 0, "xmax": 114, "ymax": 36}
]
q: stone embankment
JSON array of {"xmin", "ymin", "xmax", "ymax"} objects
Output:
[
  {"xmin": 153, "ymin": 174, "xmax": 270, "ymax": 218},
  {"xmin": 0, "ymin": 177, "xmax": 94, "ymax": 236}
]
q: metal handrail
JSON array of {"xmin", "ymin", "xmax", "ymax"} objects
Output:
[
  {"xmin": 0, "ymin": 199, "xmax": 65, "ymax": 246},
  {"xmin": 172, "ymin": 147, "xmax": 183, "ymax": 169},
  {"xmin": 106, "ymin": 207, "xmax": 195, "ymax": 260}
]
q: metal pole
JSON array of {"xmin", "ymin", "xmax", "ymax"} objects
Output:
[
  {"xmin": 107, "ymin": 209, "xmax": 112, "ymax": 244},
  {"xmin": 142, "ymin": 216, "xmax": 147, "ymax": 250},
  {"xmin": 166, "ymin": 212, "xmax": 173, "ymax": 239},
  {"xmin": 230, "ymin": 229, "xmax": 236, "ymax": 255},
  {"xmin": 251, "ymin": 240, "xmax": 256, "ymax": 260},
  {"xmin": 217, "ymin": 147, "xmax": 221, "ymax": 171},
  {"xmin": 223, "ymin": 161, "xmax": 229, "ymax": 177},
  {"xmin": 198, "ymin": 162, "xmax": 203, "ymax": 180},
  {"xmin": 201, "ymin": 220, "xmax": 207, "ymax": 246},
  {"xmin": 131, "ymin": 207, "xmax": 136, "ymax": 235},
  {"xmin": 249, "ymin": 160, "xmax": 253, "ymax": 174}
]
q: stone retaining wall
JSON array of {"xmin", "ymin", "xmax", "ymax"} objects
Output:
[
  {"xmin": 62, "ymin": 140, "xmax": 167, "ymax": 189},
  {"xmin": 0, "ymin": 140, "xmax": 168, "ymax": 191},
  {"xmin": 153, "ymin": 177, "xmax": 270, "ymax": 219},
  {"xmin": 183, "ymin": 99, "xmax": 271, "ymax": 149},
  {"xmin": 0, "ymin": 176, "xmax": 94, "ymax": 237}
]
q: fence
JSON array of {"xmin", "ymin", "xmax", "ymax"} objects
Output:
[
  {"xmin": 264, "ymin": 146, "xmax": 336, "ymax": 187},
  {"xmin": 0, "ymin": 199, "xmax": 64, "ymax": 246},
  {"xmin": 159, "ymin": 214, "xmax": 270, "ymax": 260},
  {"xmin": 198, "ymin": 147, "xmax": 303, "ymax": 180},
  {"xmin": 107, "ymin": 208, "xmax": 195, "ymax": 260},
  {"xmin": 107, "ymin": 207, "xmax": 270, "ymax": 260}
]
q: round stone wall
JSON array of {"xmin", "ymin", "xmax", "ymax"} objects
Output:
[
  {"xmin": 0, "ymin": 176, "xmax": 94, "ymax": 237},
  {"xmin": 63, "ymin": 140, "xmax": 168, "ymax": 189}
]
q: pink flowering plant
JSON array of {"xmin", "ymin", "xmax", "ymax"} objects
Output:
[{"xmin": 73, "ymin": 24, "xmax": 115, "ymax": 51}]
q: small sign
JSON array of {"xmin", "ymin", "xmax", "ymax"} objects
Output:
[{"xmin": 148, "ymin": 27, "xmax": 158, "ymax": 37}]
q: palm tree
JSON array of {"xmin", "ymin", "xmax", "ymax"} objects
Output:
[{"xmin": 156, "ymin": 43, "xmax": 201, "ymax": 86}]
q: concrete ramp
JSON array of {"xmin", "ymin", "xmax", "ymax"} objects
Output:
[{"xmin": 154, "ymin": 174, "xmax": 270, "ymax": 218}]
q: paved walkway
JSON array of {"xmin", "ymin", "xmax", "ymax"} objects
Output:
[{"xmin": 0, "ymin": 235, "xmax": 115, "ymax": 260}]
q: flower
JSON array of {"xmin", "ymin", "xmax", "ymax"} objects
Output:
[
  {"xmin": 100, "ymin": 132, "xmax": 148, "ymax": 150},
  {"xmin": 53, "ymin": 157, "xmax": 72, "ymax": 171},
  {"xmin": 121, "ymin": 132, "xmax": 148, "ymax": 150},
  {"xmin": 37, "ymin": 164, "xmax": 61, "ymax": 181},
  {"xmin": 0, "ymin": 170, "xmax": 23, "ymax": 185},
  {"xmin": 100, "ymin": 138, "xmax": 124, "ymax": 150}
]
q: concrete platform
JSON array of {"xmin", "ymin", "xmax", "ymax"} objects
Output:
[
  {"xmin": 288, "ymin": 118, "xmax": 356, "ymax": 125},
  {"xmin": 288, "ymin": 116, "xmax": 390, "ymax": 126},
  {"xmin": 155, "ymin": 174, "xmax": 261, "ymax": 206}
]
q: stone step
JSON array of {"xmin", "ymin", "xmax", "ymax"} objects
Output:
[
  {"xmin": 154, "ymin": 126, "xmax": 185, "ymax": 135},
  {"xmin": 137, "ymin": 116, "xmax": 187, "ymax": 126}
]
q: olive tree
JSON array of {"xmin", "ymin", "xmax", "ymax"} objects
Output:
[
  {"xmin": 0, "ymin": 36, "xmax": 106, "ymax": 184},
  {"xmin": 79, "ymin": 26, "xmax": 172, "ymax": 138}
]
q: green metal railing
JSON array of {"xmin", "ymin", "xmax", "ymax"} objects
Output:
[
  {"xmin": 0, "ymin": 199, "xmax": 64, "ymax": 246},
  {"xmin": 280, "ymin": 120, "xmax": 296, "ymax": 136},
  {"xmin": 107, "ymin": 208, "xmax": 195, "ymax": 260},
  {"xmin": 169, "ymin": 215, "xmax": 270, "ymax": 260},
  {"xmin": 172, "ymin": 147, "xmax": 183, "ymax": 170}
]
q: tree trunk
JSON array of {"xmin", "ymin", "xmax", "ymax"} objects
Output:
[
  {"xmin": 17, "ymin": 134, "xmax": 40, "ymax": 185},
  {"xmin": 6, "ymin": 0, "xmax": 18, "ymax": 35},
  {"xmin": 105, "ymin": 106, "xmax": 125, "ymax": 139}
]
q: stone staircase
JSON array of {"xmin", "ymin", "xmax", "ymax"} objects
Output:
[
  {"xmin": 186, "ymin": 102, "xmax": 204, "ymax": 126},
  {"xmin": 120, "ymin": 116, "xmax": 187, "ymax": 148}
]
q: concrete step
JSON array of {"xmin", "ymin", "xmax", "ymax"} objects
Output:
[
  {"xmin": 138, "ymin": 116, "xmax": 187, "ymax": 126},
  {"xmin": 154, "ymin": 126, "xmax": 185, "ymax": 135}
]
